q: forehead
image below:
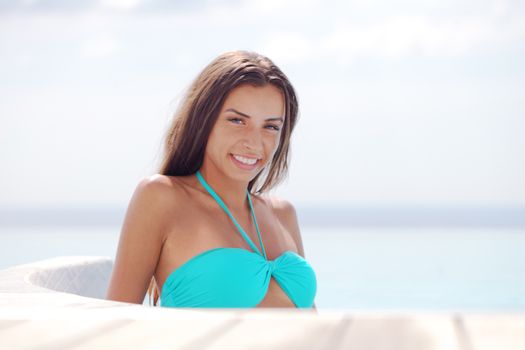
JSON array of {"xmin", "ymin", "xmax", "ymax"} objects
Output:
[{"xmin": 221, "ymin": 84, "xmax": 285, "ymax": 118}]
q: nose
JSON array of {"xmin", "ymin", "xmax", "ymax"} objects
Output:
[{"xmin": 242, "ymin": 127, "xmax": 263, "ymax": 153}]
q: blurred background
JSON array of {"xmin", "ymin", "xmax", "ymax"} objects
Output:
[{"xmin": 1, "ymin": 0, "xmax": 524, "ymax": 310}]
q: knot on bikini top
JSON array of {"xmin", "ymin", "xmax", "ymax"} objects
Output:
[{"xmin": 160, "ymin": 247, "xmax": 317, "ymax": 308}]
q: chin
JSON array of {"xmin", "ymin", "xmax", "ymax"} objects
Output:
[{"xmin": 229, "ymin": 170, "xmax": 258, "ymax": 183}]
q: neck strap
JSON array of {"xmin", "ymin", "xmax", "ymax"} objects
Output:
[{"xmin": 195, "ymin": 170, "xmax": 267, "ymax": 259}]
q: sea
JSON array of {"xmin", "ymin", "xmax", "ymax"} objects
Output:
[{"xmin": 1, "ymin": 225, "xmax": 524, "ymax": 312}]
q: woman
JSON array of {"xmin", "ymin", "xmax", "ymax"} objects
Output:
[{"xmin": 106, "ymin": 50, "xmax": 317, "ymax": 309}]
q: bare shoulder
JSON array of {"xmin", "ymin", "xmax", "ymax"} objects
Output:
[
  {"xmin": 128, "ymin": 174, "xmax": 187, "ymax": 240},
  {"xmin": 136, "ymin": 174, "xmax": 184, "ymax": 205},
  {"xmin": 259, "ymin": 194, "xmax": 305, "ymax": 257},
  {"xmin": 105, "ymin": 174, "xmax": 182, "ymax": 304},
  {"xmin": 260, "ymin": 194, "xmax": 298, "ymax": 221},
  {"xmin": 138, "ymin": 173, "xmax": 181, "ymax": 194}
]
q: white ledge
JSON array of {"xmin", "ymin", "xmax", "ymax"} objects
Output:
[{"xmin": 1, "ymin": 256, "xmax": 524, "ymax": 349}]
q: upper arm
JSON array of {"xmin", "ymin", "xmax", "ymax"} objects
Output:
[
  {"xmin": 106, "ymin": 176, "xmax": 171, "ymax": 304},
  {"xmin": 269, "ymin": 197, "xmax": 306, "ymax": 258}
]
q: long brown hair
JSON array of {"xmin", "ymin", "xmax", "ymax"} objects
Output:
[{"xmin": 147, "ymin": 50, "xmax": 300, "ymax": 306}]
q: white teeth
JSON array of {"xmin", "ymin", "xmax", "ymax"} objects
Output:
[{"xmin": 233, "ymin": 154, "xmax": 258, "ymax": 165}]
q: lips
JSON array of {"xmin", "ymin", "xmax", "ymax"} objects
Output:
[
  {"xmin": 232, "ymin": 154, "xmax": 259, "ymax": 165},
  {"xmin": 230, "ymin": 153, "xmax": 260, "ymax": 170}
]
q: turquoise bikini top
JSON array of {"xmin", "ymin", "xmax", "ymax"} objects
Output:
[{"xmin": 160, "ymin": 170, "xmax": 317, "ymax": 308}]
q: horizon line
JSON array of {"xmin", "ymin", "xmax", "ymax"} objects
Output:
[{"xmin": 1, "ymin": 206, "xmax": 524, "ymax": 228}]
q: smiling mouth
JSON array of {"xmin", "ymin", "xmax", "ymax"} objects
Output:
[
  {"xmin": 230, "ymin": 153, "xmax": 261, "ymax": 169},
  {"xmin": 231, "ymin": 154, "xmax": 260, "ymax": 165}
]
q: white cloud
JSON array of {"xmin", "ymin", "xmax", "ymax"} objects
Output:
[
  {"xmin": 321, "ymin": 15, "xmax": 487, "ymax": 59},
  {"xmin": 96, "ymin": 0, "xmax": 142, "ymax": 11},
  {"xmin": 246, "ymin": 0, "xmax": 320, "ymax": 14},
  {"xmin": 259, "ymin": 32, "xmax": 313, "ymax": 64},
  {"xmin": 80, "ymin": 36, "xmax": 119, "ymax": 57},
  {"xmin": 257, "ymin": 11, "xmax": 525, "ymax": 66}
]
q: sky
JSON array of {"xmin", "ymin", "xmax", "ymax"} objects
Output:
[{"xmin": 1, "ymin": 0, "xmax": 524, "ymax": 210}]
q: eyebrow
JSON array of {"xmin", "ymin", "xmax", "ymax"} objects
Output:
[{"xmin": 225, "ymin": 108, "xmax": 284, "ymax": 123}]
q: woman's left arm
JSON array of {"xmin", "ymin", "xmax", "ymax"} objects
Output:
[
  {"xmin": 270, "ymin": 197, "xmax": 318, "ymax": 313},
  {"xmin": 270, "ymin": 197, "xmax": 305, "ymax": 257}
]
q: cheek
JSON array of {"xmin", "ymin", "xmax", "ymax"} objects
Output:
[
  {"xmin": 265, "ymin": 134, "xmax": 281, "ymax": 154},
  {"xmin": 205, "ymin": 130, "xmax": 227, "ymax": 158},
  {"xmin": 208, "ymin": 126, "xmax": 232, "ymax": 147}
]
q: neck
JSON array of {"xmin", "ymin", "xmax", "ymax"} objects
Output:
[{"xmin": 196, "ymin": 165, "xmax": 251, "ymax": 212}]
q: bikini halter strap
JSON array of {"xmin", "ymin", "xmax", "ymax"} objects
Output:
[{"xmin": 195, "ymin": 170, "xmax": 267, "ymax": 260}]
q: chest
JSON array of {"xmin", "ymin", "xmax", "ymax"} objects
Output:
[{"xmin": 157, "ymin": 199, "xmax": 298, "ymax": 287}]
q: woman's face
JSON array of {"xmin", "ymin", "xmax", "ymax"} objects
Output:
[{"xmin": 203, "ymin": 83, "xmax": 285, "ymax": 182}]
